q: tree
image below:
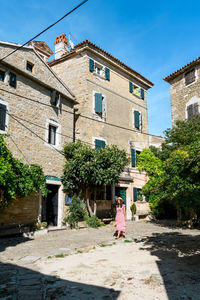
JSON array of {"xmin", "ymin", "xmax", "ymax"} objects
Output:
[
  {"xmin": 137, "ymin": 116, "xmax": 200, "ymax": 221},
  {"xmin": 0, "ymin": 135, "xmax": 48, "ymax": 212},
  {"xmin": 62, "ymin": 140, "xmax": 129, "ymax": 216}
]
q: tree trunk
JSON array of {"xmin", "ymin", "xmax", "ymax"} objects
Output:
[{"xmin": 86, "ymin": 187, "xmax": 97, "ymax": 216}]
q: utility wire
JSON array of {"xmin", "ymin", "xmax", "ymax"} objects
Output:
[
  {"xmin": 0, "ymin": 0, "xmax": 88, "ymax": 63},
  {"xmin": 0, "ymin": 87, "xmax": 163, "ymax": 139}
]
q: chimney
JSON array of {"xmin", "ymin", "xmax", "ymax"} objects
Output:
[{"xmin": 54, "ymin": 34, "xmax": 69, "ymax": 60}]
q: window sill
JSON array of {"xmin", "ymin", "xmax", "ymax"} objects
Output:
[{"xmin": 45, "ymin": 142, "xmax": 62, "ymax": 151}]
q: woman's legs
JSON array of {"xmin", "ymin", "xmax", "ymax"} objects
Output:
[{"xmin": 116, "ymin": 230, "xmax": 121, "ymax": 239}]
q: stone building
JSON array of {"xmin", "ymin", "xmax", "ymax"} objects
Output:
[
  {"xmin": 49, "ymin": 35, "xmax": 162, "ymax": 219},
  {"xmin": 0, "ymin": 40, "xmax": 76, "ymax": 233},
  {"xmin": 164, "ymin": 56, "xmax": 200, "ymax": 124}
]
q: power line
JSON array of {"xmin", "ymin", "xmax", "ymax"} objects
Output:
[
  {"xmin": 0, "ymin": 87, "xmax": 163, "ymax": 139},
  {"xmin": 0, "ymin": 0, "xmax": 88, "ymax": 63},
  {"xmin": 9, "ymin": 135, "xmax": 30, "ymax": 164}
]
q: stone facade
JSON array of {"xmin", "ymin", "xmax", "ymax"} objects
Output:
[
  {"xmin": 164, "ymin": 58, "xmax": 200, "ymax": 125},
  {"xmin": 50, "ymin": 38, "xmax": 160, "ymax": 219},
  {"xmin": 0, "ymin": 41, "xmax": 76, "ymax": 230}
]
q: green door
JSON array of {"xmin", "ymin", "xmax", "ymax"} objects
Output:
[{"xmin": 115, "ymin": 187, "xmax": 127, "ymax": 205}]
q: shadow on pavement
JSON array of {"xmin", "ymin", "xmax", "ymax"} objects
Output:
[
  {"xmin": 0, "ymin": 235, "xmax": 31, "ymax": 253},
  {"xmin": 0, "ymin": 261, "xmax": 120, "ymax": 299},
  {"xmin": 137, "ymin": 232, "xmax": 200, "ymax": 300}
]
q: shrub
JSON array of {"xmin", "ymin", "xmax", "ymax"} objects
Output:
[
  {"xmin": 130, "ymin": 203, "xmax": 136, "ymax": 214},
  {"xmin": 66, "ymin": 195, "xmax": 86, "ymax": 228},
  {"xmin": 85, "ymin": 215, "xmax": 101, "ymax": 228}
]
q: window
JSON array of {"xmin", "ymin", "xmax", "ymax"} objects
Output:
[
  {"xmin": 129, "ymin": 82, "xmax": 144, "ymax": 100},
  {"xmin": 133, "ymin": 187, "xmax": 142, "ymax": 202},
  {"xmin": 48, "ymin": 125, "xmax": 57, "ymax": 145},
  {"xmin": 133, "ymin": 110, "xmax": 142, "ymax": 130},
  {"xmin": 0, "ymin": 99, "xmax": 8, "ymax": 133},
  {"xmin": 9, "ymin": 72, "xmax": 17, "ymax": 88},
  {"xmin": 185, "ymin": 68, "xmax": 196, "ymax": 86},
  {"xmin": 50, "ymin": 90, "xmax": 61, "ymax": 108},
  {"xmin": 89, "ymin": 58, "xmax": 110, "ymax": 81},
  {"xmin": 95, "ymin": 138, "xmax": 106, "ymax": 150},
  {"xmin": 26, "ymin": 62, "xmax": 34, "ymax": 73},
  {"xmin": 65, "ymin": 195, "xmax": 72, "ymax": 205},
  {"xmin": 131, "ymin": 149, "xmax": 141, "ymax": 167},
  {"xmin": 94, "ymin": 92, "xmax": 106, "ymax": 119},
  {"xmin": 187, "ymin": 103, "xmax": 199, "ymax": 120},
  {"xmin": 0, "ymin": 70, "xmax": 5, "ymax": 82}
]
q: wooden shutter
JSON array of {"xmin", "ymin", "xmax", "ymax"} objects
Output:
[
  {"xmin": 134, "ymin": 110, "xmax": 140, "ymax": 129},
  {"xmin": 133, "ymin": 188, "xmax": 138, "ymax": 202},
  {"xmin": 140, "ymin": 88, "xmax": 144, "ymax": 100},
  {"xmin": 129, "ymin": 82, "xmax": 133, "ymax": 93},
  {"xmin": 105, "ymin": 68, "xmax": 110, "ymax": 80},
  {"xmin": 185, "ymin": 68, "xmax": 195, "ymax": 85},
  {"xmin": 95, "ymin": 93, "xmax": 102, "ymax": 113},
  {"xmin": 187, "ymin": 104, "xmax": 194, "ymax": 120},
  {"xmin": 131, "ymin": 148, "xmax": 136, "ymax": 167},
  {"xmin": 95, "ymin": 139, "xmax": 105, "ymax": 149},
  {"xmin": 9, "ymin": 72, "xmax": 17, "ymax": 88},
  {"xmin": 0, "ymin": 103, "xmax": 6, "ymax": 131},
  {"xmin": 89, "ymin": 59, "xmax": 94, "ymax": 72}
]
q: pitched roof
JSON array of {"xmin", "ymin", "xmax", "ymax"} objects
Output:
[
  {"xmin": 49, "ymin": 39, "xmax": 154, "ymax": 89},
  {"xmin": 164, "ymin": 56, "xmax": 200, "ymax": 82},
  {"xmin": 28, "ymin": 41, "xmax": 53, "ymax": 56}
]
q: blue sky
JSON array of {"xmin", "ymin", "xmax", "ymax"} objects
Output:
[{"xmin": 1, "ymin": 0, "xmax": 200, "ymax": 136}]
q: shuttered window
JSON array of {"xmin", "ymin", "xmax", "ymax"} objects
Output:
[
  {"xmin": 9, "ymin": 72, "xmax": 17, "ymax": 88},
  {"xmin": 105, "ymin": 67, "xmax": 110, "ymax": 80},
  {"xmin": 95, "ymin": 139, "xmax": 106, "ymax": 150},
  {"xmin": 95, "ymin": 93, "xmax": 103, "ymax": 114},
  {"xmin": 131, "ymin": 148, "xmax": 136, "ymax": 167},
  {"xmin": 133, "ymin": 187, "xmax": 138, "ymax": 202},
  {"xmin": 0, "ymin": 103, "xmax": 6, "ymax": 131},
  {"xmin": 89, "ymin": 59, "xmax": 94, "ymax": 72},
  {"xmin": 134, "ymin": 110, "xmax": 140, "ymax": 129},
  {"xmin": 187, "ymin": 103, "xmax": 199, "ymax": 120},
  {"xmin": 140, "ymin": 88, "xmax": 144, "ymax": 100},
  {"xmin": 129, "ymin": 81, "xmax": 133, "ymax": 93},
  {"xmin": 185, "ymin": 68, "xmax": 195, "ymax": 86},
  {"xmin": 0, "ymin": 70, "xmax": 5, "ymax": 82}
]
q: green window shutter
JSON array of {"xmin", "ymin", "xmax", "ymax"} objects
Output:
[
  {"xmin": 0, "ymin": 103, "xmax": 6, "ymax": 131},
  {"xmin": 95, "ymin": 139, "xmax": 106, "ymax": 150},
  {"xmin": 131, "ymin": 148, "xmax": 136, "ymax": 167},
  {"xmin": 129, "ymin": 81, "xmax": 133, "ymax": 93},
  {"xmin": 134, "ymin": 110, "xmax": 140, "ymax": 129},
  {"xmin": 145, "ymin": 196, "xmax": 149, "ymax": 202},
  {"xmin": 95, "ymin": 93, "xmax": 102, "ymax": 113},
  {"xmin": 133, "ymin": 188, "xmax": 138, "ymax": 202},
  {"xmin": 105, "ymin": 68, "xmax": 110, "ymax": 80},
  {"xmin": 140, "ymin": 88, "xmax": 144, "ymax": 100},
  {"xmin": 89, "ymin": 59, "xmax": 94, "ymax": 72},
  {"xmin": 9, "ymin": 72, "xmax": 17, "ymax": 88}
]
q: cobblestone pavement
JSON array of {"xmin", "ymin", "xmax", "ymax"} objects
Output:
[{"xmin": 1, "ymin": 221, "xmax": 200, "ymax": 299}]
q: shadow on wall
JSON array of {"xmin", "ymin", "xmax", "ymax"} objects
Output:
[
  {"xmin": 0, "ymin": 237, "xmax": 120, "ymax": 299},
  {"xmin": 137, "ymin": 232, "xmax": 200, "ymax": 300}
]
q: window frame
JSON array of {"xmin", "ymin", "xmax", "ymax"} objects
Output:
[
  {"xmin": 184, "ymin": 68, "xmax": 197, "ymax": 87},
  {"xmin": 0, "ymin": 98, "xmax": 9, "ymax": 134},
  {"xmin": 89, "ymin": 57, "xmax": 110, "ymax": 81},
  {"xmin": 129, "ymin": 81, "xmax": 145, "ymax": 100},
  {"xmin": 26, "ymin": 61, "xmax": 34, "ymax": 73},
  {"xmin": 0, "ymin": 69, "xmax": 5, "ymax": 82},
  {"xmin": 45, "ymin": 119, "xmax": 61, "ymax": 149},
  {"xmin": 185, "ymin": 97, "xmax": 200, "ymax": 120}
]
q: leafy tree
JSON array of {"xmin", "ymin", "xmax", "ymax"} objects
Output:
[
  {"xmin": 137, "ymin": 116, "xmax": 200, "ymax": 221},
  {"xmin": 0, "ymin": 135, "xmax": 48, "ymax": 212},
  {"xmin": 65, "ymin": 194, "xmax": 87, "ymax": 228},
  {"xmin": 62, "ymin": 140, "xmax": 129, "ymax": 216}
]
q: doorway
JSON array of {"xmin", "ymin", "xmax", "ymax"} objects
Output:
[
  {"xmin": 42, "ymin": 184, "xmax": 59, "ymax": 226},
  {"xmin": 115, "ymin": 187, "xmax": 127, "ymax": 205}
]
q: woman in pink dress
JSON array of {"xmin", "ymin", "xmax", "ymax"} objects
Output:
[{"xmin": 115, "ymin": 197, "xmax": 126, "ymax": 239}]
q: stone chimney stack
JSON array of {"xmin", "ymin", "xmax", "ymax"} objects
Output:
[{"xmin": 54, "ymin": 34, "xmax": 69, "ymax": 60}]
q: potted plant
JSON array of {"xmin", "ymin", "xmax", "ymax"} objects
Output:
[{"xmin": 130, "ymin": 203, "xmax": 136, "ymax": 221}]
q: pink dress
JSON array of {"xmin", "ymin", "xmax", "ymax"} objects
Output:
[{"xmin": 116, "ymin": 204, "xmax": 126, "ymax": 235}]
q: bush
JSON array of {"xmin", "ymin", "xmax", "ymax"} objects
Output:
[
  {"xmin": 85, "ymin": 215, "xmax": 101, "ymax": 228},
  {"xmin": 130, "ymin": 203, "xmax": 136, "ymax": 214},
  {"xmin": 65, "ymin": 195, "xmax": 86, "ymax": 228}
]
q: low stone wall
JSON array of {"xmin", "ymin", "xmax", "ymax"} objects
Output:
[{"xmin": 0, "ymin": 191, "xmax": 40, "ymax": 236}]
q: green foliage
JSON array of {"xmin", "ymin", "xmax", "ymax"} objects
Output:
[
  {"xmin": 137, "ymin": 116, "xmax": 200, "ymax": 221},
  {"xmin": 85, "ymin": 215, "xmax": 101, "ymax": 228},
  {"xmin": 130, "ymin": 203, "xmax": 136, "ymax": 214},
  {"xmin": 0, "ymin": 135, "xmax": 47, "ymax": 211},
  {"xmin": 65, "ymin": 194, "xmax": 87, "ymax": 228},
  {"xmin": 62, "ymin": 140, "xmax": 129, "ymax": 195}
]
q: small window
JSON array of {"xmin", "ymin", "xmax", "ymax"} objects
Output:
[
  {"xmin": 95, "ymin": 139, "xmax": 106, "ymax": 150},
  {"xmin": 133, "ymin": 187, "xmax": 143, "ymax": 202},
  {"xmin": 0, "ymin": 103, "xmax": 7, "ymax": 131},
  {"xmin": 48, "ymin": 124, "xmax": 57, "ymax": 145},
  {"xmin": 94, "ymin": 92, "xmax": 106, "ymax": 119},
  {"xmin": 50, "ymin": 90, "xmax": 61, "ymax": 108},
  {"xmin": 187, "ymin": 103, "xmax": 199, "ymax": 120},
  {"xmin": 131, "ymin": 149, "xmax": 141, "ymax": 167},
  {"xmin": 89, "ymin": 58, "xmax": 110, "ymax": 80},
  {"xmin": 65, "ymin": 195, "xmax": 72, "ymax": 205},
  {"xmin": 129, "ymin": 82, "xmax": 145, "ymax": 99},
  {"xmin": 0, "ymin": 70, "xmax": 5, "ymax": 82},
  {"xmin": 134, "ymin": 110, "xmax": 142, "ymax": 130},
  {"xmin": 26, "ymin": 62, "xmax": 34, "ymax": 73},
  {"xmin": 185, "ymin": 68, "xmax": 195, "ymax": 86},
  {"xmin": 9, "ymin": 72, "xmax": 17, "ymax": 88}
]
